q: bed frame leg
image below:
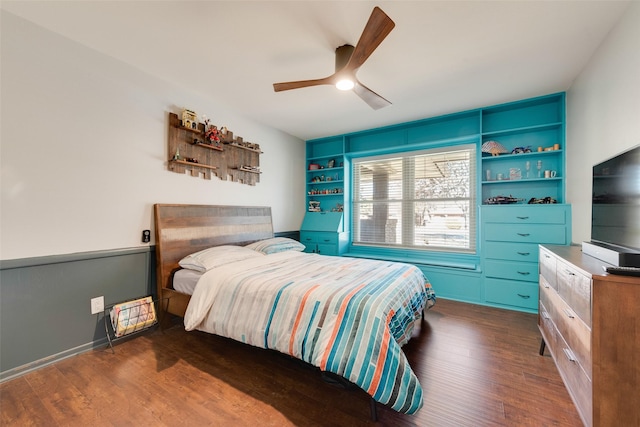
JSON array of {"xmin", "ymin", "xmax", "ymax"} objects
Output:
[{"xmin": 370, "ymin": 398, "xmax": 378, "ymax": 421}]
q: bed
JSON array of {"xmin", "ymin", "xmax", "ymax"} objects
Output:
[{"xmin": 154, "ymin": 204, "xmax": 436, "ymax": 416}]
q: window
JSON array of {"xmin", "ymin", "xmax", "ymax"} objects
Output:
[{"xmin": 352, "ymin": 144, "xmax": 476, "ymax": 253}]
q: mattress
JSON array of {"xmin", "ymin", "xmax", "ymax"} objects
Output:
[{"xmin": 172, "ymin": 268, "xmax": 202, "ymax": 295}]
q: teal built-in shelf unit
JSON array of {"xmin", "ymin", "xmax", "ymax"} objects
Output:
[{"xmin": 302, "ymin": 93, "xmax": 571, "ymax": 313}]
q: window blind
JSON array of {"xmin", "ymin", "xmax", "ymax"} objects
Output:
[{"xmin": 352, "ymin": 144, "xmax": 476, "ymax": 253}]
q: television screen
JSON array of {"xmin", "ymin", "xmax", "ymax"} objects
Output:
[{"xmin": 591, "ymin": 145, "xmax": 640, "ymax": 251}]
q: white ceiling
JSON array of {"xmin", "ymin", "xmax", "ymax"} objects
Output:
[{"xmin": 2, "ymin": 1, "xmax": 631, "ymax": 141}]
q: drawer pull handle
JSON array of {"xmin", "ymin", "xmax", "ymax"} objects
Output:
[
  {"xmin": 323, "ymin": 239, "xmax": 330, "ymax": 242},
  {"xmin": 543, "ymin": 283, "xmax": 550, "ymax": 289},
  {"xmin": 544, "ymin": 254, "xmax": 551, "ymax": 259},
  {"xmin": 563, "ymin": 348, "xmax": 577, "ymax": 363},
  {"xmin": 541, "ymin": 311, "xmax": 551, "ymax": 319},
  {"xmin": 517, "ymin": 252, "xmax": 530, "ymax": 256},
  {"xmin": 517, "ymin": 294, "xmax": 530, "ymax": 299},
  {"xmin": 564, "ymin": 269, "xmax": 575, "ymax": 276},
  {"xmin": 563, "ymin": 308, "xmax": 575, "ymax": 319},
  {"xmin": 517, "ymin": 271, "xmax": 530, "ymax": 275},
  {"xmin": 516, "ymin": 216, "xmax": 529, "ymax": 220},
  {"xmin": 517, "ymin": 233, "xmax": 530, "ymax": 237}
]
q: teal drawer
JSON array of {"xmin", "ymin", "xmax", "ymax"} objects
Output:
[
  {"xmin": 482, "ymin": 205, "xmax": 567, "ymax": 224},
  {"xmin": 313, "ymin": 232, "xmax": 338, "ymax": 245},
  {"xmin": 484, "ymin": 223, "xmax": 568, "ymax": 244},
  {"xmin": 484, "ymin": 260, "xmax": 538, "ymax": 282},
  {"xmin": 317, "ymin": 243, "xmax": 338, "ymax": 256},
  {"xmin": 483, "ymin": 241, "xmax": 539, "ymax": 262},
  {"xmin": 300, "ymin": 232, "xmax": 318, "ymax": 244},
  {"xmin": 485, "ymin": 278, "xmax": 538, "ymax": 310}
]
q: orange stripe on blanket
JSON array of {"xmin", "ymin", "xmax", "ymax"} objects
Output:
[
  {"xmin": 319, "ymin": 283, "xmax": 367, "ymax": 370},
  {"xmin": 288, "ymin": 284, "xmax": 320, "ymax": 356},
  {"xmin": 367, "ymin": 309, "xmax": 395, "ymax": 395}
]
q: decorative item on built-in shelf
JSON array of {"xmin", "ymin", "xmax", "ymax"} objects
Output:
[
  {"xmin": 481, "ymin": 140, "xmax": 508, "ymax": 156},
  {"xmin": 485, "ymin": 195, "xmax": 524, "ymax": 205},
  {"xmin": 331, "ymin": 204, "xmax": 344, "ymax": 212},
  {"xmin": 511, "ymin": 146, "xmax": 532, "ymax": 154},
  {"xmin": 181, "ymin": 109, "xmax": 198, "ymax": 130},
  {"xmin": 527, "ymin": 197, "xmax": 557, "ymax": 204},
  {"xmin": 309, "ymin": 163, "xmax": 321, "ymax": 170},
  {"xmin": 308, "ymin": 201, "xmax": 321, "ymax": 212}
]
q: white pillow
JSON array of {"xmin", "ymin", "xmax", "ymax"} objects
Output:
[
  {"xmin": 178, "ymin": 245, "xmax": 263, "ymax": 272},
  {"xmin": 245, "ymin": 237, "xmax": 306, "ymax": 254}
]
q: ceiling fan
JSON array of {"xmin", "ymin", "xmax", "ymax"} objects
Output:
[{"xmin": 273, "ymin": 7, "xmax": 395, "ymax": 110}]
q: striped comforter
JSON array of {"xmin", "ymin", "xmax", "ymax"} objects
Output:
[{"xmin": 184, "ymin": 251, "xmax": 436, "ymax": 414}]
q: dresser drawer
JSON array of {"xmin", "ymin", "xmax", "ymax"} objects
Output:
[
  {"xmin": 484, "ymin": 241, "xmax": 539, "ymax": 262},
  {"xmin": 482, "ymin": 205, "xmax": 568, "ymax": 224},
  {"xmin": 554, "ymin": 331, "xmax": 593, "ymax": 427},
  {"xmin": 556, "ymin": 260, "xmax": 591, "ymax": 326},
  {"xmin": 485, "ymin": 260, "xmax": 538, "ymax": 282},
  {"xmin": 539, "ymin": 279, "xmax": 591, "ymax": 378},
  {"xmin": 538, "ymin": 300, "xmax": 557, "ymax": 357},
  {"xmin": 485, "ymin": 278, "xmax": 538, "ymax": 310},
  {"xmin": 539, "ymin": 247, "xmax": 558, "ymax": 291},
  {"xmin": 485, "ymin": 223, "xmax": 567, "ymax": 244}
]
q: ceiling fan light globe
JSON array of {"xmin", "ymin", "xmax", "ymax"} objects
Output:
[{"xmin": 336, "ymin": 79, "xmax": 355, "ymax": 91}]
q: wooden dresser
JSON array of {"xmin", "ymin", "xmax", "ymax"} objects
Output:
[{"xmin": 538, "ymin": 245, "xmax": 640, "ymax": 427}]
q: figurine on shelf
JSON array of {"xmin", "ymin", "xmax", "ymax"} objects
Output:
[
  {"xmin": 173, "ymin": 147, "xmax": 181, "ymax": 160},
  {"xmin": 202, "ymin": 116, "xmax": 223, "ymax": 147},
  {"xmin": 182, "ymin": 109, "xmax": 198, "ymax": 129}
]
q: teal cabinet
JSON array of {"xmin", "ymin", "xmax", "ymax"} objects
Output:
[
  {"xmin": 300, "ymin": 212, "xmax": 348, "ymax": 255},
  {"xmin": 481, "ymin": 204, "xmax": 571, "ymax": 312}
]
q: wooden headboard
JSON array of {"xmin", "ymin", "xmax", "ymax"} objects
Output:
[{"xmin": 154, "ymin": 204, "xmax": 274, "ymax": 317}]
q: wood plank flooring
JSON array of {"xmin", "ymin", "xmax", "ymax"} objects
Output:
[{"xmin": 0, "ymin": 299, "xmax": 583, "ymax": 426}]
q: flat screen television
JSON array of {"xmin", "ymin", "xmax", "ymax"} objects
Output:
[{"xmin": 584, "ymin": 144, "xmax": 640, "ymax": 266}]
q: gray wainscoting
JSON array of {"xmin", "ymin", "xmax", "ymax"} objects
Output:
[
  {"xmin": 0, "ymin": 247, "xmax": 155, "ymax": 381},
  {"xmin": 0, "ymin": 231, "xmax": 299, "ymax": 382}
]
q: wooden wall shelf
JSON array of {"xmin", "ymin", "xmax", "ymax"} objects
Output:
[{"xmin": 167, "ymin": 112, "xmax": 262, "ymax": 186}]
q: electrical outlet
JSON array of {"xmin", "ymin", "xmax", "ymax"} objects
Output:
[
  {"xmin": 91, "ymin": 296, "xmax": 104, "ymax": 315},
  {"xmin": 142, "ymin": 229, "xmax": 150, "ymax": 243}
]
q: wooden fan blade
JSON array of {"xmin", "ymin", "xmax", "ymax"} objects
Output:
[
  {"xmin": 353, "ymin": 80, "xmax": 391, "ymax": 110},
  {"xmin": 345, "ymin": 7, "xmax": 395, "ymax": 73},
  {"xmin": 273, "ymin": 75, "xmax": 335, "ymax": 92}
]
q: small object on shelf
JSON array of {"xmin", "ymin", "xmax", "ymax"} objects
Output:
[
  {"xmin": 511, "ymin": 146, "xmax": 532, "ymax": 154},
  {"xmin": 238, "ymin": 165, "xmax": 261, "ymax": 173},
  {"xmin": 328, "ymin": 159, "xmax": 335, "ymax": 168},
  {"xmin": 525, "ymin": 161, "xmax": 531, "ymax": 178},
  {"xmin": 173, "ymin": 147, "xmax": 181, "ymax": 160},
  {"xmin": 181, "ymin": 109, "xmax": 198, "ymax": 130},
  {"xmin": 481, "ymin": 140, "xmax": 508, "ymax": 156},
  {"xmin": 485, "ymin": 169, "xmax": 491, "ymax": 181},
  {"xmin": 485, "ymin": 195, "xmax": 523, "ymax": 205},
  {"xmin": 185, "ymin": 157, "xmax": 198, "ymax": 164},
  {"xmin": 308, "ymin": 200, "xmax": 321, "ymax": 212},
  {"xmin": 509, "ymin": 168, "xmax": 522, "ymax": 180},
  {"xmin": 527, "ymin": 197, "xmax": 557, "ymax": 204},
  {"xmin": 308, "ymin": 164, "xmax": 321, "ymax": 170},
  {"xmin": 537, "ymin": 160, "xmax": 543, "ymax": 178},
  {"xmin": 331, "ymin": 203, "xmax": 344, "ymax": 212}
]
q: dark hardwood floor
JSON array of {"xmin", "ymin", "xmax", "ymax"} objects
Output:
[{"xmin": 0, "ymin": 299, "xmax": 583, "ymax": 426}]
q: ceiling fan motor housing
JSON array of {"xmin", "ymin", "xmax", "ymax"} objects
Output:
[{"xmin": 335, "ymin": 44, "xmax": 355, "ymax": 72}]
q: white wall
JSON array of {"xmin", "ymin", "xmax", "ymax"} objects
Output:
[
  {"xmin": 566, "ymin": 1, "xmax": 640, "ymax": 244},
  {"xmin": 0, "ymin": 12, "xmax": 306, "ymax": 260}
]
